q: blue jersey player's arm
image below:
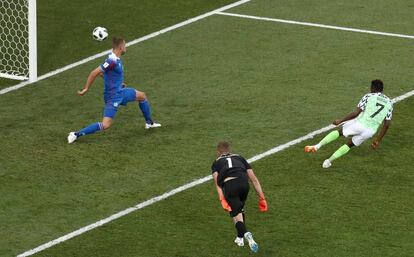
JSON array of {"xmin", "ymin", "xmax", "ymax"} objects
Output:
[
  {"xmin": 78, "ymin": 57, "xmax": 116, "ymax": 96},
  {"xmin": 78, "ymin": 66, "xmax": 103, "ymax": 96}
]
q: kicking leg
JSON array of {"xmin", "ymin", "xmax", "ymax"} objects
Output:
[
  {"xmin": 322, "ymin": 119, "xmax": 370, "ymax": 168},
  {"xmin": 68, "ymin": 117, "xmax": 113, "ymax": 144},
  {"xmin": 305, "ymin": 129, "xmax": 342, "ymax": 152},
  {"xmin": 136, "ymin": 90, "xmax": 161, "ymax": 129}
]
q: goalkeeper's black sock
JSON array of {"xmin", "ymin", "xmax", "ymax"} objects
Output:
[{"xmin": 235, "ymin": 221, "xmax": 247, "ymax": 238}]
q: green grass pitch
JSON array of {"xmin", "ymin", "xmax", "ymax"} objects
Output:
[{"xmin": 1, "ymin": 0, "xmax": 413, "ymax": 256}]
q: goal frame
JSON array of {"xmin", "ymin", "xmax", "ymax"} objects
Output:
[{"xmin": 0, "ymin": 0, "xmax": 37, "ymax": 82}]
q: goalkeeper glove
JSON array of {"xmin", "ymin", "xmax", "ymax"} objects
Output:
[
  {"xmin": 220, "ymin": 196, "xmax": 232, "ymax": 212},
  {"xmin": 258, "ymin": 193, "xmax": 268, "ymax": 212}
]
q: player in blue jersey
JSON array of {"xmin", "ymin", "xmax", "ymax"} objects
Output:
[{"xmin": 67, "ymin": 37, "xmax": 161, "ymax": 143}]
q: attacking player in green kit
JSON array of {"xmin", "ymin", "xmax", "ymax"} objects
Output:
[{"xmin": 305, "ymin": 80, "xmax": 393, "ymax": 168}]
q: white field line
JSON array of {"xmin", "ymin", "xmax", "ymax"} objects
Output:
[
  {"xmin": 217, "ymin": 12, "xmax": 414, "ymax": 40},
  {"xmin": 392, "ymin": 89, "xmax": 414, "ymax": 103},
  {"xmin": 16, "ymin": 89, "xmax": 414, "ymax": 257},
  {"xmin": 0, "ymin": 0, "xmax": 251, "ymax": 96},
  {"xmin": 0, "ymin": 73, "xmax": 27, "ymax": 81}
]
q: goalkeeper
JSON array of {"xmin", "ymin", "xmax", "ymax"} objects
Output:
[{"xmin": 211, "ymin": 141, "xmax": 268, "ymax": 253}]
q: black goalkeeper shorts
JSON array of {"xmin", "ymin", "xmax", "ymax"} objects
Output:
[{"xmin": 222, "ymin": 178, "xmax": 250, "ymax": 217}]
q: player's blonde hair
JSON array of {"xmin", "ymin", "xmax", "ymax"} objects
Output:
[
  {"xmin": 112, "ymin": 37, "xmax": 125, "ymax": 49},
  {"xmin": 217, "ymin": 141, "xmax": 232, "ymax": 154}
]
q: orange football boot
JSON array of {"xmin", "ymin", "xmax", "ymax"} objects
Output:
[{"xmin": 304, "ymin": 145, "xmax": 317, "ymax": 153}]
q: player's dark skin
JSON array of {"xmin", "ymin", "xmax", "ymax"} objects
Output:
[{"xmin": 332, "ymin": 86, "xmax": 391, "ymax": 149}]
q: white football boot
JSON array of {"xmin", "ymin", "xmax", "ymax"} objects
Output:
[
  {"xmin": 322, "ymin": 159, "xmax": 332, "ymax": 168},
  {"xmin": 67, "ymin": 132, "xmax": 78, "ymax": 144},
  {"xmin": 234, "ymin": 237, "xmax": 244, "ymax": 247},
  {"xmin": 244, "ymin": 232, "xmax": 258, "ymax": 253},
  {"xmin": 145, "ymin": 122, "xmax": 162, "ymax": 129}
]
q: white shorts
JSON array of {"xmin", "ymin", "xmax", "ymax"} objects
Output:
[{"xmin": 342, "ymin": 119, "xmax": 376, "ymax": 146}]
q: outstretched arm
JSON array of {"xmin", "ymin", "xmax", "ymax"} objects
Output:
[
  {"xmin": 78, "ymin": 67, "xmax": 103, "ymax": 96},
  {"xmin": 213, "ymin": 172, "xmax": 225, "ymax": 200},
  {"xmin": 247, "ymin": 169, "xmax": 264, "ymax": 197},
  {"xmin": 334, "ymin": 108, "xmax": 362, "ymax": 125},
  {"xmin": 247, "ymin": 169, "xmax": 268, "ymax": 212},
  {"xmin": 212, "ymin": 172, "xmax": 231, "ymax": 212},
  {"xmin": 372, "ymin": 120, "xmax": 391, "ymax": 149}
]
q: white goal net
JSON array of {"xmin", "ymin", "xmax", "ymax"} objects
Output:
[{"xmin": 0, "ymin": 0, "xmax": 37, "ymax": 81}]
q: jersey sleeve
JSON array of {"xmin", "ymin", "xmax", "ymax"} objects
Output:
[
  {"xmin": 357, "ymin": 94, "xmax": 370, "ymax": 111},
  {"xmin": 241, "ymin": 157, "xmax": 252, "ymax": 170},
  {"xmin": 100, "ymin": 58, "xmax": 115, "ymax": 72},
  {"xmin": 211, "ymin": 161, "xmax": 218, "ymax": 174},
  {"xmin": 385, "ymin": 104, "xmax": 393, "ymax": 121}
]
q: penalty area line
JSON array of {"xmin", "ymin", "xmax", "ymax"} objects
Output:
[
  {"xmin": 216, "ymin": 12, "xmax": 414, "ymax": 40},
  {"xmin": 16, "ymin": 89, "xmax": 414, "ymax": 257}
]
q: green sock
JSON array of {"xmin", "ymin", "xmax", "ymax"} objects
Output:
[
  {"xmin": 317, "ymin": 130, "xmax": 340, "ymax": 148},
  {"xmin": 329, "ymin": 144, "xmax": 351, "ymax": 162}
]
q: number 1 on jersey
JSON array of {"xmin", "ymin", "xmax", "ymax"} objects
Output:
[{"xmin": 226, "ymin": 158, "xmax": 233, "ymax": 168}]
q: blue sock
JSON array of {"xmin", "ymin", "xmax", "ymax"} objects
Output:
[
  {"xmin": 75, "ymin": 122, "xmax": 103, "ymax": 137},
  {"xmin": 139, "ymin": 100, "xmax": 153, "ymax": 124}
]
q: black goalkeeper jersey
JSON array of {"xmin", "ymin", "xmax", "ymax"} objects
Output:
[{"xmin": 211, "ymin": 154, "xmax": 251, "ymax": 187}]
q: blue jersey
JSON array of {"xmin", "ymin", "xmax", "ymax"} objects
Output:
[{"xmin": 100, "ymin": 52, "xmax": 124, "ymax": 102}]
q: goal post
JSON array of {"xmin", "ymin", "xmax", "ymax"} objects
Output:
[
  {"xmin": 28, "ymin": 0, "xmax": 37, "ymax": 82},
  {"xmin": 0, "ymin": 0, "xmax": 37, "ymax": 82}
]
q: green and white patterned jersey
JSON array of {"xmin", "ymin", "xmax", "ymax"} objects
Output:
[{"xmin": 356, "ymin": 92, "xmax": 393, "ymax": 131}]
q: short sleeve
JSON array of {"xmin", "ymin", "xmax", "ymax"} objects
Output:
[
  {"xmin": 100, "ymin": 58, "xmax": 115, "ymax": 72},
  {"xmin": 385, "ymin": 104, "xmax": 393, "ymax": 121},
  {"xmin": 357, "ymin": 94, "xmax": 370, "ymax": 111},
  {"xmin": 211, "ymin": 161, "xmax": 218, "ymax": 174},
  {"xmin": 241, "ymin": 157, "xmax": 252, "ymax": 170}
]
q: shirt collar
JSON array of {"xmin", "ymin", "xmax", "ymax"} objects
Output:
[{"xmin": 109, "ymin": 51, "xmax": 120, "ymax": 60}]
